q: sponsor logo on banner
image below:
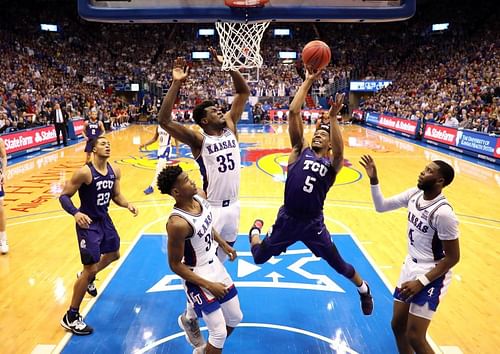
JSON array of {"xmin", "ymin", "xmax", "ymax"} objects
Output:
[
  {"xmin": 365, "ymin": 112, "xmax": 380, "ymax": 124},
  {"xmin": 379, "ymin": 115, "xmax": 418, "ymax": 134},
  {"xmin": 3, "ymin": 126, "xmax": 58, "ymax": 154},
  {"xmin": 423, "ymin": 124, "xmax": 457, "ymax": 144},
  {"xmin": 73, "ymin": 119, "xmax": 85, "ymax": 135},
  {"xmin": 352, "ymin": 109, "xmax": 363, "ymax": 120},
  {"xmin": 456, "ymin": 130, "xmax": 500, "ymax": 158}
]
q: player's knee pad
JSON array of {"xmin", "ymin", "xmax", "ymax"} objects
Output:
[{"xmin": 208, "ymin": 322, "xmax": 227, "ymax": 349}]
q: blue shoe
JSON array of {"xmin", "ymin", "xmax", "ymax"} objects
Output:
[{"xmin": 144, "ymin": 186, "xmax": 154, "ymax": 195}]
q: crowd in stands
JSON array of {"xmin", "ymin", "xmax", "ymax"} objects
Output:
[{"xmin": 0, "ymin": 0, "xmax": 498, "ymax": 136}]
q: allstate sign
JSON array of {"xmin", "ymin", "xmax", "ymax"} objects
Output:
[{"xmin": 365, "ymin": 112, "xmax": 380, "ymax": 124}]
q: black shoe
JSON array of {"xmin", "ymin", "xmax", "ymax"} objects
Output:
[
  {"xmin": 358, "ymin": 283, "xmax": 374, "ymax": 315},
  {"xmin": 77, "ymin": 272, "xmax": 98, "ymax": 297},
  {"xmin": 61, "ymin": 312, "xmax": 94, "ymax": 335},
  {"xmin": 249, "ymin": 219, "xmax": 264, "ymax": 242}
]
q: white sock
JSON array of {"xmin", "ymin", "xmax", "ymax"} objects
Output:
[
  {"xmin": 357, "ymin": 281, "xmax": 368, "ymax": 294},
  {"xmin": 250, "ymin": 229, "xmax": 260, "ymax": 237},
  {"xmin": 0, "ymin": 231, "xmax": 6, "ymax": 241},
  {"xmin": 186, "ymin": 303, "xmax": 197, "ymax": 320}
]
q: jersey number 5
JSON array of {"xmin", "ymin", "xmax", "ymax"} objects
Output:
[
  {"xmin": 216, "ymin": 153, "xmax": 235, "ymax": 173},
  {"xmin": 303, "ymin": 176, "xmax": 317, "ymax": 193}
]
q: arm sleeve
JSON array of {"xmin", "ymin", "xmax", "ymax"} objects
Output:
[
  {"xmin": 59, "ymin": 194, "xmax": 79, "ymax": 215},
  {"xmin": 434, "ymin": 205, "xmax": 459, "ymax": 240},
  {"xmin": 370, "ymin": 185, "xmax": 416, "ymax": 212}
]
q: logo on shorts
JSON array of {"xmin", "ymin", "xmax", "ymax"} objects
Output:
[{"xmin": 80, "ymin": 239, "xmax": 87, "ymax": 249}]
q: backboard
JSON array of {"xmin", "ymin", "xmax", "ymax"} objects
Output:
[{"xmin": 78, "ymin": 0, "xmax": 416, "ymax": 23}]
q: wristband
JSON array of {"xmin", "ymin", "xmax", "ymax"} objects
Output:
[{"xmin": 417, "ymin": 274, "xmax": 430, "ymax": 287}]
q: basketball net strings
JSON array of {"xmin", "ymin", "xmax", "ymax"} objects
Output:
[{"xmin": 216, "ymin": 21, "xmax": 270, "ymax": 71}]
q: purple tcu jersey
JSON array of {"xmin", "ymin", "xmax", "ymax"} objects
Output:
[
  {"xmin": 284, "ymin": 147, "xmax": 336, "ymax": 218},
  {"xmin": 86, "ymin": 120, "xmax": 100, "ymax": 139},
  {"xmin": 78, "ymin": 163, "xmax": 116, "ymax": 219}
]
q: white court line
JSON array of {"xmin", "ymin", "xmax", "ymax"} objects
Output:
[
  {"xmin": 51, "ymin": 215, "xmax": 167, "ymax": 353},
  {"xmin": 324, "ymin": 215, "xmax": 446, "ymax": 354},
  {"xmin": 134, "ymin": 322, "xmax": 360, "ymax": 354},
  {"xmin": 10, "ymin": 201, "xmax": 500, "ymax": 231}
]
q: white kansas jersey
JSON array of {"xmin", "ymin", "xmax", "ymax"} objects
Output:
[
  {"xmin": 196, "ymin": 128, "xmax": 240, "ymax": 202},
  {"xmin": 158, "ymin": 126, "xmax": 172, "ymax": 159},
  {"xmin": 170, "ymin": 195, "xmax": 218, "ymax": 267},
  {"xmin": 371, "ymin": 186, "xmax": 459, "ymax": 262},
  {"xmin": 406, "ymin": 189, "xmax": 458, "ymax": 262}
]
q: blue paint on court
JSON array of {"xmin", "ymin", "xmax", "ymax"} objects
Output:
[{"xmin": 62, "ymin": 234, "xmax": 398, "ymax": 353}]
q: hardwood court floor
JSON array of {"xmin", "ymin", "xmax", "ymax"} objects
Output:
[{"xmin": 1, "ymin": 124, "xmax": 498, "ymax": 354}]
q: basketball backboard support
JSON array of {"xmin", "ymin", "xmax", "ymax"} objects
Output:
[{"xmin": 78, "ymin": 0, "xmax": 416, "ymax": 23}]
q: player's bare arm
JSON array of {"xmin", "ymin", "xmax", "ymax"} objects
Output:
[
  {"xmin": 60, "ymin": 166, "xmax": 93, "ymax": 228},
  {"xmin": 110, "ymin": 165, "xmax": 138, "ymax": 216},
  {"xmin": 329, "ymin": 92, "xmax": 345, "ymax": 173},
  {"xmin": 212, "ymin": 229, "xmax": 237, "ymax": 261},
  {"xmin": 288, "ymin": 67, "xmax": 322, "ymax": 164},
  {"xmin": 399, "ymin": 238, "xmax": 460, "ymax": 300},
  {"xmin": 0, "ymin": 139, "xmax": 7, "ymax": 184},
  {"xmin": 140, "ymin": 128, "xmax": 159, "ymax": 149},
  {"xmin": 209, "ymin": 47, "xmax": 250, "ymax": 139},
  {"xmin": 158, "ymin": 57, "xmax": 203, "ymax": 154},
  {"xmin": 167, "ymin": 216, "xmax": 229, "ymax": 298},
  {"xmin": 82, "ymin": 121, "xmax": 89, "ymax": 141}
]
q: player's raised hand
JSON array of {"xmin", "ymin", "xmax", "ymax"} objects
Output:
[
  {"xmin": 172, "ymin": 57, "xmax": 189, "ymax": 82},
  {"xmin": 328, "ymin": 93, "xmax": 345, "ymax": 117},
  {"xmin": 208, "ymin": 47, "xmax": 224, "ymax": 66},
  {"xmin": 304, "ymin": 65, "xmax": 322, "ymax": 81},
  {"xmin": 359, "ymin": 155, "xmax": 378, "ymax": 179}
]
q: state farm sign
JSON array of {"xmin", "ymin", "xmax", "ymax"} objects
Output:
[
  {"xmin": 423, "ymin": 125, "xmax": 457, "ymax": 144},
  {"xmin": 4, "ymin": 126, "xmax": 58, "ymax": 154}
]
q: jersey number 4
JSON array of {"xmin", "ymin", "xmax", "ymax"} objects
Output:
[{"xmin": 216, "ymin": 153, "xmax": 235, "ymax": 173}]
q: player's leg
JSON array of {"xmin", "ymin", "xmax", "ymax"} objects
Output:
[
  {"xmin": 84, "ymin": 140, "xmax": 93, "ymax": 164},
  {"xmin": 248, "ymin": 207, "xmax": 297, "ymax": 264},
  {"xmin": 406, "ymin": 311, "xmax": 433, "ymax": 354},
  {"xmin": 213, "ymin": 202, "xmax": 240, "ymax": 263},
  {"xmin": 392, "ymin": 300, "xmax": 412, "ymax": 354},
  {"xmin": 303, "ymin": 221, "xmax": 373, "ymax": 315},
  {"xmin": 220, "ymin": 295, "xmax": 243, "ymax": 337},
  {"xmin": 60, "ymin": 225, "xmax": 101, "ymax": 335},
  {"xmin": 202, "ymin": 308, "xmax": 228, "ymax": 354},
  {"xmin": 0, "ymin": 194, "xmax": 8, "ymax": 254}
]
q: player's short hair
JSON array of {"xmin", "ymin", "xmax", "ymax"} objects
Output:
[
  {"xmin": 90, "ymin": 136, "xmax": 107, "ymax": 150},
  {"xmin": 433, "ymin": 160, "xmax": 455, "ymax": 187},
  {"xmin": 192, "ymin": 100, "xmax": 215, "ymax": 125},
  {"xmin": 157, "ymin": 165, "xmax": 183, "ymax": 195},
  {"xmin": 316, "ymin": 123, "xmax": 330, "ymax": 135}
]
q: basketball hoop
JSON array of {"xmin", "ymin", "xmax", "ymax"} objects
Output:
[
  {"xmin": 216, "ymin": 0, "xmax": 270, "ymax": 71},
  {"xmin": 216, "ymin": 21, "xmax": 269, "ymax": 71}
]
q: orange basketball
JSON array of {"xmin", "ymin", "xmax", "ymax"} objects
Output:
[{"xmin": 301, "ymin": 40, "xmax": 331, "ymax": 70}]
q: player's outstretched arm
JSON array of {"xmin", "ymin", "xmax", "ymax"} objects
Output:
[
  {"xmin": 168, "ymin": 216, "xmax": 229, "ymax": 299},
  {"xmin": 140, "ymin": 128, "xmax": 159, "ymax": 149},
  {"xmin": 158, "ymin": 57, "xmax": 202, "ymax": 150},
  {"xmin": 209, "ymin": 47, "xmax": 250, "ymax": 138},
  {"xmin": 288, "ymin": 67, "xmax": 321, "ymax": 155},
  {"xmin": 328, "ymin": 93, "xmax": 345, "ymax": 173}
]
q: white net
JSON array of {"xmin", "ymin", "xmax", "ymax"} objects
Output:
[{"xmin": 215, "ymin": 21, "xmax": 270, "ymax": 71}]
